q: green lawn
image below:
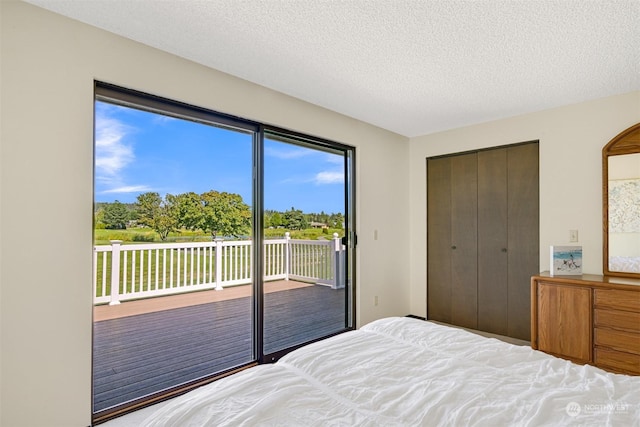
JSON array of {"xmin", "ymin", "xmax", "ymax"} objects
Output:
[
  {"xmin": 94, "ymin": 226, "xmax": 345, "ymax": 245},
  {"xmin": 93, "ymin": 228, "xmax": 210, "ymax": 246}
]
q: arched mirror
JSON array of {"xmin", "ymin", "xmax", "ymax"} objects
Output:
[{"xmin": 603, "ymin": 122, "xmax": 640, "ymax": 278}]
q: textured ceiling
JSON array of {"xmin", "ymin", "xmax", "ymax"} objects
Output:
[{"xmin": 24, "ymin": 0, "xmax": 640, "ymax": 137}]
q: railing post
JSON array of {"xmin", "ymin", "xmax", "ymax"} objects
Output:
[
  {"xmin": 284, "ymin": 232, "xmax": 291, "ymax": 281},
  {"xmin": 215, "ymin": 237, "xmax": 224, "ymax": 290},
  {"xmin": 109, "ymin": 240, "xmax": 122, "ymax": 305},
  {"xmin": 333, "ymin": 233, "xmax": 343, "ymax": 289}
]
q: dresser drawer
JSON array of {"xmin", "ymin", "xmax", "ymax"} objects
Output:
[
  {"xmin": 594, "ymin": 308, "xmax": 640, "ymax": 332},
  {"xmin": 594, "ymin": 347, "xmax": 640, "ymax": 375},
  {"xmin": 594, "ymin": 328, "xmax": 640, "ymax": 355},
  {"xmin": 594, "ymin": 289, "xmax": 640, "ymax": 312}
]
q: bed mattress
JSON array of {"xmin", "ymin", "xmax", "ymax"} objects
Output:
[{"xmin": 141, "ymin": 317, "xmax": 639, "ymax": 426}]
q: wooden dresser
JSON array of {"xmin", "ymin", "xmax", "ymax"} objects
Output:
[{"xmin": 531, "ymin": 272, "xmax": 640, "ymax": 375}]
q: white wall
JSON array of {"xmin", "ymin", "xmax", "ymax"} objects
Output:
[
  {"xmin": 0, "ymin": 2, "xmax": 410, "ymax": 425},
  {"xmin": 408, "ymin": 92, "xmax": 640, "ymax": 317}
]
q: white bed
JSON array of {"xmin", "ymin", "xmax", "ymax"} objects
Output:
[{"xmin": 141, "ymin": 317, "xmax": 639, "ymax": 426}]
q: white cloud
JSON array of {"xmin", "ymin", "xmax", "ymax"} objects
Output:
[
  {"xmin": 153, "ymin": 114, "xmax": 179, "ymax": 125},
  {"xmin": 324, "ymin": 153, "xmax": 344, "ymax": 164},
  {"xmin": 314, "ymin": 171, "xmax": 343, "ymax": 184},
  {"xmin": 94, "ymin": 103, "xmax": 152, "ymax": 197},
  {"xmin": 101, "ymin": 185, "xmax": 153, "ymax": 194},
  {"xmin": 265, "ymin": 146, "xmax": 312, "ymax": 159},
  {"xmin": 95, "ymin": 108, "xmax": 135, "ymax": 177}
]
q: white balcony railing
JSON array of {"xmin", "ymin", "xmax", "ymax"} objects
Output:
[{"xmin": 93, "ymin": 232, "xmax": 344, "ymax": 305}]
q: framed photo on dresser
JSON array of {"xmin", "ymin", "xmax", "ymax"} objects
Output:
[{"xmin": 550, "ymin": 246, "xmax": 582, "ymax": 276}]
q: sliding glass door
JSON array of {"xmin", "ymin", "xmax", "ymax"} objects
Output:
[
  {"xmin": 93, "ymin": 85, "xmax": 257, "ymax": 417},
  {"xmin": 262, "ymin": 131, "xmax": 354, "ymax": 359},
  {"xmin": 92, "ymin": 83, "xmax": 355, "ymax": 421}
]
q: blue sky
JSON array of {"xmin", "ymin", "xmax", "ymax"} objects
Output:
[{"xmin": 94, "ymin": 101, "xmax": 345, "ymax": 214}]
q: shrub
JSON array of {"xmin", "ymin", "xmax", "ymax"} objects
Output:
[{"xmin": 132, "ymin": 234, "xmax": 156, "ymax": 242}]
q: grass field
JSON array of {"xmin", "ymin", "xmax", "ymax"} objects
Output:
[
  {"xmin": 93, "ymin": 228, "xmax": 208, "ymax": 245},
  {"xmin": 94, "ymin": 227, "xmax": 345, "ymax": 245}
]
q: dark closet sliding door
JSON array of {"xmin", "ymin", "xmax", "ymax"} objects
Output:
[
  {"xmin": 427, "ymin": 157, "xmax": 452, "ymax": 323},
  {"xmin": 427, "ymin": 153, "xmax": 478, "ymax": 329},
  {"xmin": 450, "ymin": 153, "xmax": 478, "ymax": 329},
  {"xmin": 507, "ymin": 143, "xmax": 539, "ymax": 340},
  {"xmin": 477, "ymin": 149, "xmax": 508, "ymax": 335},
  {"xmin": 427, "ymin": 142, "xmax": 539, "ymax": 341}
]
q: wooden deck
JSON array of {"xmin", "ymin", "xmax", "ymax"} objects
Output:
[{"xmin": 93, "ymin": 281, "xmax": 346, "ymax": 412}]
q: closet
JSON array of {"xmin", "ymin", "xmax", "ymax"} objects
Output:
[{"xmin": 427, "ymin": 141, "xmax": 539, "ymax": 341}]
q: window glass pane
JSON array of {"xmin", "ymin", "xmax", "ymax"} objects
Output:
[
  {"xmin": 262, "ymin": 133, "xmax": 349, "ymax": 355},
  {"xmin": 92, "ymin": 99, "xmax": 254, "ymax": 413}
]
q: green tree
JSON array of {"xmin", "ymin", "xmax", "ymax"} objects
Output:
[
  {"xmin": 171, "ymin": 192, "xmax": 203, "ymax": 231},
  {"xmin": 270, "ymin": 211, "xmax": 283, "ymax": 228},
  {"xmin": 283, "ymin": 207, "xmax": 308, "ymax": 230},
  {"xmin": 102, "ymin": 200, "xmax": 129, "ymax": 229},
  {"xmin": 135, "ymin": 192, "xmax": 178, "ymax": 240},
  {"xmin": 94, "ymin": 207, "xmax": 106, "ymax": 229},
  {"xmin": 264, "ymin": 210, "xmax": 273, "ymax": 228},
  {"xmin": 264, "ymin": 210, "xmax": 284, "ymax": 228},
  {"xmin": 200, "ymin": 190, "xmax": 251, "ymax": 239},
  {"xmin": 135, "ymin": 192, "xmax": 162, "ymax": 224},
  {"xmin": 329, "ymin": 212, "xmax": 344, "ymax": 228},
  {"xmin": 317, "ymin": 211, "xmax": 329, "ymax": 225}
]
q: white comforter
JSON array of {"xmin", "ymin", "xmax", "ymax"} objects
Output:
[{"xmin": 141, "ymin": 317, "xmax": 639, "ymax": 426}]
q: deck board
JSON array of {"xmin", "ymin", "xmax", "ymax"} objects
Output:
[{"xmin": 93, "ymin": 284, "xmax": 346, "ymax": 412}]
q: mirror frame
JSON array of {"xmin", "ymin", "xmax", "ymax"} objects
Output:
[{"xmin": 603, "ymin": 122, "xmax": 640, "ymax": 278}]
